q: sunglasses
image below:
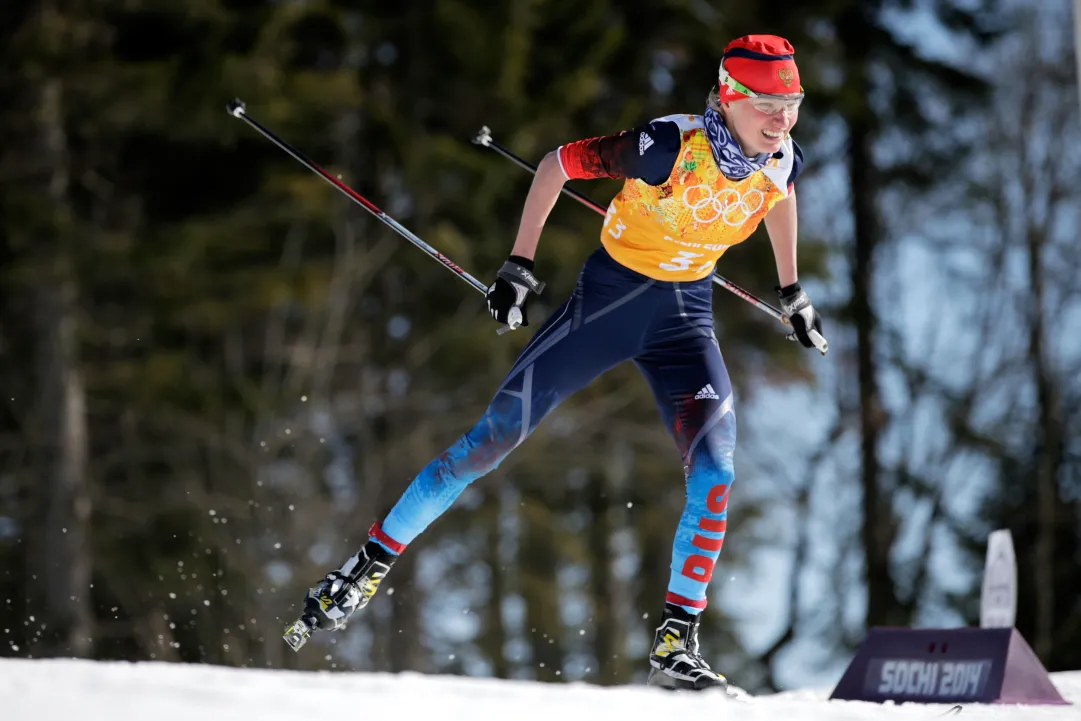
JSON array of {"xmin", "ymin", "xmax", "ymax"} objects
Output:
[{"xmin": 720, "ymin": 68, "xmax": 804, "ymax": 116}]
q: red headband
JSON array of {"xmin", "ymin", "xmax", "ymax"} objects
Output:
[{"xmin": 718, "ymin": 35, "xmax": 801, "ymax": 101}]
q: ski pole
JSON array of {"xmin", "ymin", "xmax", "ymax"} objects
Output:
[
  {"xmin": 226, "ymin": 99, "xmax": 523, "ymax": 334},
  {"xmin": 471, "ymin": 126, "xmax": 828, "ymax": 356}
]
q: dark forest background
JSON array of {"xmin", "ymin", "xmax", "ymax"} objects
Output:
[{"xmin": 2, "ymin": 0, "xmax": 1079, "ymax": 694}]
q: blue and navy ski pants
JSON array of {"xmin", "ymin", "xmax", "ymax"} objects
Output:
[{"xmin": 370, "ymin": 247, "xmax": 736, "ymax": 613}]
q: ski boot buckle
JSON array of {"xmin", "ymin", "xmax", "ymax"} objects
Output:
[{"xmin": 283, "ymin": 613, "xmax": 317, "ymax": 652}]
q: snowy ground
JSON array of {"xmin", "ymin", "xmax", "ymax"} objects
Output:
[{"xmin": 1, "ymin": 658, "xmax": 1077, "ymax": 721}]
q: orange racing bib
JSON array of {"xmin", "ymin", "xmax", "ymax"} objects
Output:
[{"xmin": 598, "ymin": 114, "xmax": 795, "ymax": 282}]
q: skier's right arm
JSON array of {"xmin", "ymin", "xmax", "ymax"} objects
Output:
[
  {"xmin": 557, "ymin": 120, "xmax": 681, "ymax": 186},
  {"xmin": 507, "ymin": 120, "xmax": 681, "ymax": 261},
  {"xmin": 486, "ymin": 151, "xmax": 565, "ymax": 327},
  {"xmin": 507, "ymin": 149, "xmax": 572, "ymax": 262},
  {"xmin": 487, "ymin": 121, "xmax": 680, "ymax": 328}
]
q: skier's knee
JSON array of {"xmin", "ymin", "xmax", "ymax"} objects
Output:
[
  {"xmin": 686, "ymin": 411, "xmax": 736, "ymax": 479},
  {"xmin": 455, "ymin": 424, "xmax": 518, "ymax": 477},
  {"xmin": 439, "ymin": 399, "xmax": 525, "ymax": 482}
]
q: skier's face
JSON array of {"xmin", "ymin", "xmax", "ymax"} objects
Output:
[{"xmin": 723, "ymin": 97, "xmax": 800, "ymax": 155}]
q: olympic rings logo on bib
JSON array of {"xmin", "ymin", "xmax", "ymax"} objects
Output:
[{"xmin": 682, "ymin": 185, "xmax": 764, "ymax": 226}]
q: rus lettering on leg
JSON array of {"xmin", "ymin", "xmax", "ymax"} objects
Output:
[{"xmin": 680, "ymin": 484, "xmax": 730, "ymax": 582}]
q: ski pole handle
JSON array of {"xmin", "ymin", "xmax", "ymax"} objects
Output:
[
  {"xmin": 496, "ymin": 306, "xmax": 523, "ymax": 335},
  {"xmin": 782, "ymin": 319, "xmax": 829, "ymax": 355}
]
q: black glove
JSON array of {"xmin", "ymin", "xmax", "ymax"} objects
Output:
[
  {"xmin": 777, "ymin": 282, "xmax": 824, "ymax": 349},
  {"xmin": 486, "ymin": 255, "xmax": 545, "ymax": 328}
]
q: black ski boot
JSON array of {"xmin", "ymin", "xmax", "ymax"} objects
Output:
[
  {"xmin": 283, "ymin": 540, "xmax": 397, "ymax": 651},
  {"xmin": 647, "ymin": 603, "xmax": 728, "ymax": 691}
]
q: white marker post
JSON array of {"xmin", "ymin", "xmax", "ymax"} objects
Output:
[{"xmin": 980, "ymin": 529, "xmax": 1018, "ymax": 629}]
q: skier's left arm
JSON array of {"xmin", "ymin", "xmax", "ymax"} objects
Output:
[
  {"xmin": 765, "ymin": 192, "xmax": 799, "ymax": 288},
  {"xmin": 763, "ymin": 141, "xmax": 824, "ymax": 350}
]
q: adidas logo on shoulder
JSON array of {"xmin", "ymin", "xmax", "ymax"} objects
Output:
[
  {"xmin": 694, "ymin": 384, "xmax": 720, "ymax": 400},
  {"xmin": 639, "ymin": 132, "xmax": 654, "ymax": 155}
]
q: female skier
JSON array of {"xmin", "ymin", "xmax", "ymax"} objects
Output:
[{"xmin": 293, "ymin": 34, "xmax": 824, "ymax": 692}]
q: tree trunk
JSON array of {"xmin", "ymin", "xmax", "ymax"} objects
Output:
[
  {"xmin": 34, "ymin": 77, "xmax": 93, "ymax": 658},
  {"xmin": 587, "ymin": 469, "xmax": 619, "ymax": 683},
  {"xmin": 838, "ymin": 6, "xmax": 894, "ymax": 630},
  {"xmin": 386, "ymin": 548, "xmax": 428, "ymax": 672},
  {"xmin": 480, "ymin": 486, "xmax": 509, "ymax": 678},
  {"xmin": 1074, "ymin": 0, "xmax": 1081, "ymax": 128},
  {"xmin": 634, "ymin": 478, "xmax": 671, "ymax": 672},
  {"xmin": 520, "ymin": 494, "xmax": 564, "ymax": 681},
  {"xmin": 1026, "ymin": 224, "xmax": 1059, "ymax": 661},
  {"xmin": 848, "ymin": 113, "xmax": 893, "ymax": 629}
]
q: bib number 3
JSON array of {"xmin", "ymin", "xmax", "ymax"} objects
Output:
[{"xmin": 660, "ymin": 251, "xmax": 712, "ymax": 275}]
